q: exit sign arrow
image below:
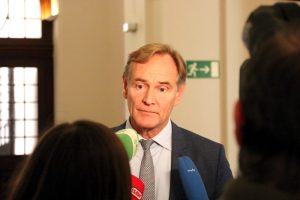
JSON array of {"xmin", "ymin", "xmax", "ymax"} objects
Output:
[{"xmin": 199, "ymin": 65, "xmax": 210, "ymax": 74}]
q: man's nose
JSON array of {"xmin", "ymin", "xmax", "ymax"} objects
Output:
[{"xmin": 142, "ymin": 88, "xmax": 155, "ymax": 105}]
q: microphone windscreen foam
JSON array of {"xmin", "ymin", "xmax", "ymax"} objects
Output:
[
  {"xmin": 116, "ymin": 129, "xmax": 139, "ymax": 160},
  {"xmin": 131, "ymin": 175, "xmax": 144, "ymax": 200},
  {"xmin": 177, "ymin": 156, "xmax": 209, "ymax": 200}
]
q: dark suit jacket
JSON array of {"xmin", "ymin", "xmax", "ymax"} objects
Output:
[{"xmin": 112, "ymin": 121, "xmax": 233, "ymax": 200}]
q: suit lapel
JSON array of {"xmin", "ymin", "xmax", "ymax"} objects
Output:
[
  {"xmin": 169, "ymin": 122, "xmax": 189, "ymax": 200},
  {"xmin": 111, "ymin": 122, "xmax": 126, "ymax": 133}
]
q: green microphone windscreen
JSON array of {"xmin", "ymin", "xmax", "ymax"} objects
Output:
[{"xmin": 116, "ymin": 129, "xmax": 139, "ymax": 160}]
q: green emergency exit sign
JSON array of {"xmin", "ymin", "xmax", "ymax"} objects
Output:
[{"xmin": 186, "ymin": 60, "xmax": 220, "ymax": 78}]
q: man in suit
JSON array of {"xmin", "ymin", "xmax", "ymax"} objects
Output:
[{"xmin": 113, "ymin": 43, "xmax": 232, "ymax": 200}]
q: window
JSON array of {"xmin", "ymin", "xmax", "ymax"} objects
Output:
[
  {"xmin": 0, "ymin": 0, "xmax": 42, "ymax": 39},
  {"xmin": 0, "ymin": 0, "xmax": 53, "ymax": 194},
  {"xmin": 0, "ymin": 67, "xmax": 38, "ymax": 155}
]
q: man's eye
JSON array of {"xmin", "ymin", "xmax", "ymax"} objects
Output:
[
  {"xmin": 136, "ymin": 84, "xmax": 144, "ymax": 90},
  {"xmin": 159, "ymin": 87, "xmax": 168, "ymax": 93}
]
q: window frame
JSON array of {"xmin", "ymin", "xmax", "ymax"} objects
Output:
[{"xmin": 0, "ymin": 21, "xmax": 54, "ymax": 195}]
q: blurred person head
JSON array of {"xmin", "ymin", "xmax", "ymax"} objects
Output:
[
  {"xmin": 6, "ymin": 120, "xmax": 131, "ymax": 200},
  {"xmin": 235, "ymin": 23, "xmax": 300, "ymax": 197},
  {"xmin": 239, "ymin": 2, "xmax": 300, "ymax": 96}
]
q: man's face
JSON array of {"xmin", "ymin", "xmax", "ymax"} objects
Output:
[{"xmin": 123, "ymin": 54, "xmax": 185, "ymax": 134}]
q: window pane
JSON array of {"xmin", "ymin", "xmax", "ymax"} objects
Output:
[
  {"xmin": 25, "ymin": 120, "xmax": 37, "ymax": 137},
  {"xmin": 0, "ymin": 67, "xmax": 9, "ymax": 84},
  {"xmin": 0, "ymin": 22, "xmax": 9, "ymax": 37},
  {"xmin": 0, "ymin": 86, "xmax": 9, "ymax": 102},
  {"xmin": 14, "ymin": 67, "xmax": 25, "ymax": 85},
  {"xmin": 0, "ymin": 0, "xmax": 9, "ymax": 19},
  {"xmin": 24, "ymin": 68, "xmax": 37, "ymax": 84},
  {"xmin": 8, "ymin": 19, "xmax": 25, "ymax": 38},
  {"xmin": 25, "ymin": 0, "xmax": 41, "ymax": 18},
  {"xmin": 9, "ymin": 0, "xmax": 25, "ymax": 18},
  {"xmin": 0, "ymin": 120, "xmax": 9, "ymax": 145},
  {"xmin": 15, "ymin": 120, "xmax": 24, "ymax": 137},
  {"xmin": 15, "ymin": 103, "xmax": 25, "ymax": 119},
  {"xmin": 14, "ymin": 138, "xmax": 25, "ymax": 155},
  {"xmin": 25, "ymin": 137, "xmax": 37, "ymax": 154},
  {"xmin": 0, "ymin": 0, "xmax": 9, "ymax": 38},
  {"xmin": 25, "ymin": 19, "xmax": 41, "ymax": 38},
  {"xmin": 25, "ymin": 85, "xmax": 37, "ymax": 102},
  {"xmin": 0, "ymin": 103, "xmax": 9, "ymax": 120},
  {"xmin": 14, "ymin": 85, "xmax": 25, "ymax": 102},
  {"xmin": 25, "ymin": 103, "xmax": 37, "ymax": 119},
  {"xmin": 14, "ymin": 137, "xmax": 37, "ymax": 155},
  {"xmin": 15, "ymin": 120, "xmax": 37, "ymax": 141}
]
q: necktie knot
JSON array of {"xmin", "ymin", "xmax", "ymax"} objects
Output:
[{"xmin": 140, "ymin": 139, "xmax": 154, "ymax": 151}]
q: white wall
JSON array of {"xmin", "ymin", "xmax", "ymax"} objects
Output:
[{"xmin": 54, "ymin": 0, "xmax": 125, "ymax": 126}]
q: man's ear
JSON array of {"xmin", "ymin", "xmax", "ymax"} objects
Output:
[
  {"xmin": 122, "ymin": 77, "xmax": 128, "ymax": 99},
  {"xmin": 234, "ymin": 100, "xmax": 244, "ymax": 146},
  {"xmin": 174, "ymin": 83, "xmax": 185, "ymax": 106}
]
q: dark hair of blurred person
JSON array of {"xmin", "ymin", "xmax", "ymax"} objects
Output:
[
  {"xmin": 222, "ymin": 24, "xmax": 300, "ymax": 200},
  {"xmin": 5, "ymin": 120, "xmax": 131, "ymax": 200}
]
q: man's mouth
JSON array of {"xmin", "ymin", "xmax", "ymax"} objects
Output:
[{"xmin": 138, "ymin": 109, "xmax": 157, "ymax": 114}]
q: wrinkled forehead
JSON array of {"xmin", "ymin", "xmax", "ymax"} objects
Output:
[{"xmin": 130, "ymin": 57, "xmax": 179, "ymax": 84}]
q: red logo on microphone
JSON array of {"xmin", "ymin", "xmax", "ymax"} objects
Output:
[{"xmin": 131, "ymin": 187, "xmax": 142, "ymax": 199}]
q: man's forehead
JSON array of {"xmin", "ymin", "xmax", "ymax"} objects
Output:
[{"xmin": 132, "ymin": 71, "xmax": 178, "ymax": 84}]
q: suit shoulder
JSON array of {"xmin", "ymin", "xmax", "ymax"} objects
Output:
[
  {"xmin": 111, "ymin": 122, "xmax": 126, "ymax": 133},
  {"xmin": 178, "ymin": 126, "xmax": 224, "ymax": 149}
]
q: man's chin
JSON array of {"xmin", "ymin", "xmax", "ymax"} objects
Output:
[
  {"xmin": 138, "ymin": 123, "xmax": 156, "ymax": 130},
  {"xmin": 134, "ymin": 121, "xmax": 158, "ymax": 130}
]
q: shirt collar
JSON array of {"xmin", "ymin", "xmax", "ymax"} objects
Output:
[{"xmin": 125, "ymin": 119, "xmax": 172, "ymax": 151}]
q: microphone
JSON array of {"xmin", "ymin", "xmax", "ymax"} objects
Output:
[
  {"xmin": 116, "ymin": 128, "xmax": 139, "ymax": 160},
  {"xmin": 131, "ymin": 175, "xmax": 145, "ymax": 200},
  {"xmin": 115, "ymin": 129, "xmax": 144, "ymax": 199},
  {"xmin": 177, "ymin": 156, "xmax": 209, "ymax": 200}
]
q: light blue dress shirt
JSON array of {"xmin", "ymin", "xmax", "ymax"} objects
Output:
[{"xmin": 126, "ymin": 119, "xmax": 172, "ymax": 200}]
